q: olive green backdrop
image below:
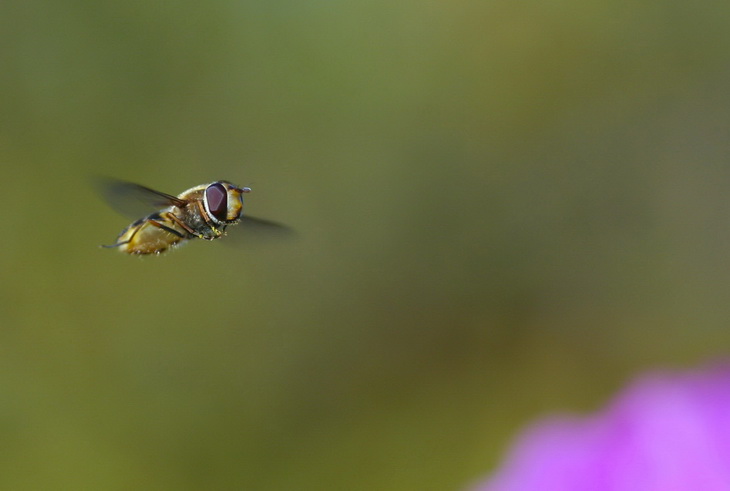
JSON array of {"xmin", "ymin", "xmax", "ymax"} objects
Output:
[{"xmin": 3, "ymin": 1, "xmax": 730, "ymax": 489}]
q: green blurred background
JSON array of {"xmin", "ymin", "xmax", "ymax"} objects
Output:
[{"xmin": 3, "ymin": 1, "xmax": 730, "ymax": 489}]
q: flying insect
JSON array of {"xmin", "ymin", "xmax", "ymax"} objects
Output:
[{"xmin": 100, "ymin": 179, "xmax": 288, "ymax": 255}]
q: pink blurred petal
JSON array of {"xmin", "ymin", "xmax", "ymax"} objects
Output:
[{"xmin": 471, "ymin": 363, "xmax": 730, "ymax": 491}]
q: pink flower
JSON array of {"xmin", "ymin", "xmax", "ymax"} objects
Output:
[{"xmin": 471, "ymin": 364, "xmax": 730, "ymax": 491}]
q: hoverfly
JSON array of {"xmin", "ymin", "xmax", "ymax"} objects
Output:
[{"xmin": 100, "ymin": 179, "xmax": 289, "ymax": 255}]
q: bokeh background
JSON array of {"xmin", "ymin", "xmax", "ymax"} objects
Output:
[{"xmin": 3, "ymin": 1, "xmax": 730, "ymax": 489}]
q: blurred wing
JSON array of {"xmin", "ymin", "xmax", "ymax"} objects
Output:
[
  {"xmin": 95, "ymin": 177, "xmax": 188, "ymax": 219},
  {"xmin": 225, "ymin": 215, "xmax": 297, "ymax": 245}
]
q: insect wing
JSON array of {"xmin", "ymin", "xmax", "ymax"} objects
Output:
[
  {"xmin": 96, "ymin": 177, "xmax": 189, "ymax": 219},
  {"xmin": 241, "ymin": 215, "xmax": 295, "ymax": 236},
  {"xmin": 223, "ymin": 215, "xmax": 296, "ymax": 246}
]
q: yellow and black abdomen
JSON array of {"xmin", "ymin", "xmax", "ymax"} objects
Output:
[{"xmin": 107, "ymin": 212, "xmax": 190, "ymax": 255}]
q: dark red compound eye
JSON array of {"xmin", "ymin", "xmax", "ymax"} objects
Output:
[{"xmin": 205, "ymin": 183, "xmax": 228, "ymax": 221}]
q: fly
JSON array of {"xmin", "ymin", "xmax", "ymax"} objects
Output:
[{"xmin": 99, "ymin": 179, "xmax": 288, "ymax": 255}]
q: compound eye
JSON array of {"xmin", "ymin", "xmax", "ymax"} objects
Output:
[{"xmin": 205, "ymin": 183, "xmax": 228, "ymax": 221}]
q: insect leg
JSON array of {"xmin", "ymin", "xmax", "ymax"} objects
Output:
[
  {"xmin": 162, "ymin": 212, "xmax": 201, "ymax": 238},
  {"xmin": 100, "ymin": 241, "xmax": 129, "ymax": 249},
  {"xmin": 101, "ymin": 219, "xmax": 144, "ymax": 248},
  {"xmin": 147, "ymin": 218, "xmax": 186, "ymax": 238},
  {"xmin": 195, "ymin": 201, "xmax": 223, "ymax": 236}
]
